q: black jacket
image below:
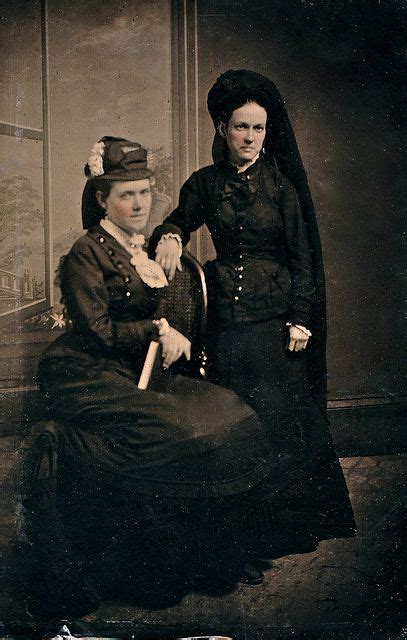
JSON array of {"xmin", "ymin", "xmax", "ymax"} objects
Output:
[
  {"xmin": 150, "ymin": 157, "xmax": 315, "ymax": 326},
  {"xmin": 40, "ymin": 225, "xmax": 159, "ymax": 374}
]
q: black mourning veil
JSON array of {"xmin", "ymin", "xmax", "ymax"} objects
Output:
[{"xmin": 208, "ymin": 70, "xmax": 328, "ymax": 409}]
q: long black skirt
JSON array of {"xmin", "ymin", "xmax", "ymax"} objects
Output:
[{"xmin": 208, "ymin": 316, "xmax": 356, "ymax": 547}]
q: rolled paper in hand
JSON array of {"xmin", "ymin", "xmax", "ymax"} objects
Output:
[{"xmin": 138, "ymin": 340, "xmax": 160, "ymax": 389}]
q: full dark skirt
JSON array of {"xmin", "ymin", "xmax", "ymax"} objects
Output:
[{"xmin": 16, "ymin": 325, "xmax": 355, "ymax": 619}]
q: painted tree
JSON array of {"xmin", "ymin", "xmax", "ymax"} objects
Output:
[
  {"xmin": 0, "ymin": 173, "xmax": 43, "ymax": 271},
  {"xmin": 148, "ymin": 146, "xmax": 172, "ymax": 197}
]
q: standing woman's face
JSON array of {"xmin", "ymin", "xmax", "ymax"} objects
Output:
[{"xmin": 221, "ymin": 101, "xmax": 267, "ymax": 168}]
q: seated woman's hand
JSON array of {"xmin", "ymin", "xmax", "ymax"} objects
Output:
[
  {"xmin": 287, "ymin": 325, "xmax": 310, "ymax": 352},
  {"xmin": 160, "ymin": 327, "xmax": 191, "ymax": 369},
  {"xmin": 155, "ymin": 237, "xmax": 182, "ymax": 281}
]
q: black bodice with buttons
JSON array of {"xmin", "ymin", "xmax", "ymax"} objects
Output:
[
  {"xmin": 203, "ymin": 160, "xmax": 292, "ymax": 323},
  {"xmin": 88, "ymin": 227, "xmax": 160, "ymax": 323},
  {"xmin": 150, "ymin": 157, "xmax": 316, "ymax": 326},
  {"xmin": 44, "ymin": 225, "xmax": 159, "ymax": 367}
]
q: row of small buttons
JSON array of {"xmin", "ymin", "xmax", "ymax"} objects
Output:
[
  {"xmin": 233, "ymin": 253, "xmax": 244, "ymax": 302},
  {"xmin": 99, "ymin": 235, "xmax": 133, "ymax": 299},
  {"xmin": 99, "ymin": 237, "xmax": 117, "ymax": 259}
]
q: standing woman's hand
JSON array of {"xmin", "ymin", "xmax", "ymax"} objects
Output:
[
  {"xmin": 155, "ymin": 237, "xmax": 182, "ymax": 281},
  {"xmin": 287, "ymin": 325, "xmax": 311, "ymax": 352}
]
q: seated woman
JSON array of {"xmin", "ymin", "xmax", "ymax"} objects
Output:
[{"xmin": 14, "ymin": 137, "xmax": 282, "ymax": 629}]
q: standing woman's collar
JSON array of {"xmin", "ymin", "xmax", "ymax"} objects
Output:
[
  {"xmin": 218, "ymin": 155, "xmax": 264, "ymax": 209},
  {"xmin": 229, "ymin": 151, "xmax": 261, "ymax": 174},
  {"xmin": 223, "ymin": 152, "xmax": 265, "ymax": 182}
]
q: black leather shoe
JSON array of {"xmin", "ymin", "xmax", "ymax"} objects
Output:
[{"xmin": 239, "ymin": 562, "xmax": 265, "ymax": 586}]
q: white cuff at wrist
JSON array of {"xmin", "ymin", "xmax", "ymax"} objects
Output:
[
  {"xmin": 157, "ymin": 233, "xmax": 182, "ymax": 258},
  {"xmin": 286, "ymin": 322, "xmax": 312, "ymax": 338}
]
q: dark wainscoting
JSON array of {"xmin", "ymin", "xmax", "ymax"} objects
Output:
[
  {"xmin": 328, "ymin": 400, "xmax": 406, "ymax": 457},
  {"xmin": 0, "ymin": 314, "xmax": 405, "ymax": 456}
]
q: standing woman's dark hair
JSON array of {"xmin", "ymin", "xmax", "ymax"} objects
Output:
[{"xmin": 208, "ymin": 70, "xmax": 327, "ymax": 410}]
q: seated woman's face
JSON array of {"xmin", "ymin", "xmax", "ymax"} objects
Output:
[
  {"xmin": 100, "ymin": 179, "xmax": 152, "ymax": 234},
  {"xmin": 223, "ymin": 101, "xmax": 267, "ymax": 166}
]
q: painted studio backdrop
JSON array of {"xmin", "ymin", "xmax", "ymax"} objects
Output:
[
  {"xmin": 0, "ymin": 0, "xmax": 405, "ymax": 405},
  {"xmin": 0, "ymin": 0, "xmax": 405, "ymax": 635}
]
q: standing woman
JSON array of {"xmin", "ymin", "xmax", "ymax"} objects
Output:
[{"xmin": 151, "ymin": 70, "xmax": 356, "ymax": 565}]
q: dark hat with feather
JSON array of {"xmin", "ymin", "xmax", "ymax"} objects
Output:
[{"xmin": 82, "ymin": 136, "xmax": 153, "ymax": 230}]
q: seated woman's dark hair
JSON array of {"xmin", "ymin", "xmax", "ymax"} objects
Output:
[
  {"xmin": 92, "ymin": 177, "xmax": 114, "ymax": 201},
  {"xmin": 92, "ymin": 175, "xmax": 155, "ymax": 203},
  {"xmin": 81, "ymin": 178, "xmax": 111, "ymax": 229}
]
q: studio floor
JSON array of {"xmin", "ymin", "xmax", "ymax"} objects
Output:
[{"xmin": 0, "ymin": 434, "xmax": 405, "ymax": 640}]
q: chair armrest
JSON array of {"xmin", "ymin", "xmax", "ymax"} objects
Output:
[{"xmin": 138, "ymin": 250, "xmax": 208, "ymax": 390}]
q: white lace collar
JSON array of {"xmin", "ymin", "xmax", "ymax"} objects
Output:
[{"xmin": 100, "ymin": 218, "xmax": 168, "ymax": 288}]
